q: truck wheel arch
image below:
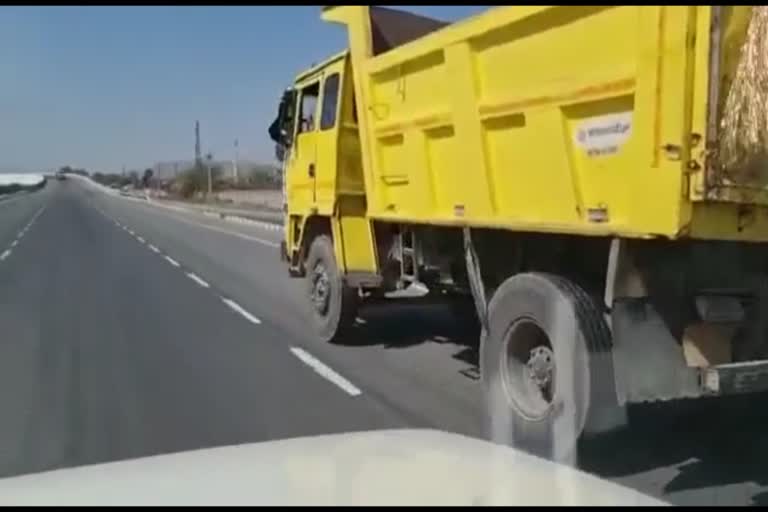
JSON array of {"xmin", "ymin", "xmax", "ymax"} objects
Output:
[{"xmin": 295, "ymin": 215, "xmax": 334, "ymax": 275}]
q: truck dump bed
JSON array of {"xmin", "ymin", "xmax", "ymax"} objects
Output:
[{"xmin": 323, "ymin": 6, "xmax": 768, "ymax": 242}]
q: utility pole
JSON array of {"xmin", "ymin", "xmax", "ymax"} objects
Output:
[
  {"xmin": 233, "ymin": 138, "xmax": 239, "ymax": 183},
  {"xmin": 206, "ymin": 152, "xmax": 213, "ymax": 198},
  {"xmin": 194, "ymin": 121, "xmax": 202, "ymax": 168}
]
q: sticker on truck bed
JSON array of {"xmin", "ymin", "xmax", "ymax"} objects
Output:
[{"xmin": 574, "ymin": 112, "xmax": 632, "ymax": 158}]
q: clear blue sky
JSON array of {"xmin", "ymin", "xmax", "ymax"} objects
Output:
[{"xmin": 0, "ymin": 6, "xmax": 488, "ymax": 174}]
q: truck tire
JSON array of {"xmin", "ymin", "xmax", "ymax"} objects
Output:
[
  {"xmin": 481, "ymin": 272, "xmax": 619, "ymax": 463},
  {"xmin": 305, "ymin": 235, "xmax": 359, "ymax": 344}
]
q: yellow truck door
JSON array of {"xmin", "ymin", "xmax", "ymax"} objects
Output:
[
  {"xmin": 287, "ymin": 56, "xmax": 348, "ymax": 217},
  {"xmin": 314, "ymin": 61, "xmax": 346, "ymax": 213},
  {"xmin": 287, "ymin": 77, "xmax": 321, "ymax": 212}
]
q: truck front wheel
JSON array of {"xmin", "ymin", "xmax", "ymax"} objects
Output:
[
  {"xmin": 305, "ymin": 235, "xmax": 359, "ymax": 344},
  {"xmin": 481, "ymin": 272, "xmax": 620, "ymax": 463}
]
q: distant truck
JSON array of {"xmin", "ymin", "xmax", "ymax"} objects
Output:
[{"xmin": 271, "ymin": 6, "xmax": 768, "ymax": 460}]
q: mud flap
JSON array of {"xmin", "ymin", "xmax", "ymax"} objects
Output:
[
  {"xmin": 611, "ymin": 298, "xmax": 702, "ymax": 404},
  {"xmin": 582, "ymin": 349, "xmax": 630, "ymax": 436},
  {"xmin": 463, "ymin": 227, "xmax": 489, "ymax": 333}
]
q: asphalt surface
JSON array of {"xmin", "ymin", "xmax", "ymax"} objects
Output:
[{"xmin": 2, "ymin": 179, "xmax": 768, "ymax": 505}]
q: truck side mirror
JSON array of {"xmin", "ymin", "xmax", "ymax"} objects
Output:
[
  {"xmin": 278, "ymin": 89, "xmax": 296, "ymax": 145},
  {"xmin": 269, "ymin": 89, "xmax": 297, "ymax": 162}
]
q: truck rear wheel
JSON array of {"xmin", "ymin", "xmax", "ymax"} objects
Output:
[
  {"xmin": 305, "ymin": 235, "xmax": 359, "ymax": 344},
  {"xmin": 481, "ymin": 272, "xmax": 619, "ymax": 462}
]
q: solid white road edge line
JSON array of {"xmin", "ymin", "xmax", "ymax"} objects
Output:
[
  {"xmin": 168, "ymin": 211, "xmax": 280, "ymax": 248},
  {"xmin": 164, "ymin": 255, "xmax": 180, "ymax": 267},
  {"xmin": 190, "ymin": 219, "xmax": 280, "ymax": 248},
  {"xmin": 289, "ymin": 347, "xmax": 362, "ymax": 397},
  {"xmin": 221, "ymin": 298, "xmax": 261, "ymax": 325},
  {"xmin": 131, "ymin": 200, "xmax": 280, "ymax": 248},
  {"xmin": 185, "ymin": 272, "xmax": 210, "ymax": 288},
  {"xmin": 0, "ymin": 249, "xmax": 10, "ymax": 261}
]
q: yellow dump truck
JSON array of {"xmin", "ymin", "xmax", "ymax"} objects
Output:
[{"xmin": 271, "ymin": 6, "xmax": 768, "ymax": 460}]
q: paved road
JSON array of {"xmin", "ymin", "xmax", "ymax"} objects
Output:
[{"xmin": 1, "ymin": 180, "xmax": 768, "ymax": 505}]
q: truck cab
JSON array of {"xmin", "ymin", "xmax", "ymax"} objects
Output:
[{"xmin": 271, "ymin": 51, "xmax": 371, "ymax": 275}]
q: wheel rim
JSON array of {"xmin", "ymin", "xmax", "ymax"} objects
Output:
[
  {"xmin": 500, "ymin": 318, "xmax": 556, "ymax": 421},
  {"xmin": 311, "ymin": 261, "xmax": 331, "ymax": 316}
]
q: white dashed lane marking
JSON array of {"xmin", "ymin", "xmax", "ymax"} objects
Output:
[
  {"xmin": 90, "ymin": 190, "xmax": 368, "ymax": 399},
  {"xmin": 221, "ymin": 298, "xmax": 261, "ymax": 325},
  {"xmin": 29, "ymin": 205, "xmax": 46, "ymax": 224},
  {"xmin": 289, "ymin": 347, "xmax": 362, "ymax": 397},
  {"xmin": 164, "ymin": 255, "xmax": 181, "ymax": 267},
  {"xmin": 186, "ymin": 272, "xmax": 210, "ymax": 288},
  {"xmin": 0, "ymin": 205, "xmax": 46, "ymax": 264}
]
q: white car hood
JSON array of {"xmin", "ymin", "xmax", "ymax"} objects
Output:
[{"xmin": 0, "ymin": 429, "xmax": 666, "ymax": 506}]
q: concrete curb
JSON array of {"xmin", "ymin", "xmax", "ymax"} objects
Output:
[{"xmin": 199, "ymin": 209, "xmax": 283, "ymax": 231}]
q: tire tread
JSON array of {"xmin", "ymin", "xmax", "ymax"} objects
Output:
[{"xmin": 305, "ymin": 235, "xmax": 359, "ymax": 344}]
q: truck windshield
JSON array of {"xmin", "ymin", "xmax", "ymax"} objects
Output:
[{"xmin": 320, "ymin": 74, "xmax": 340, "ymax": 130}]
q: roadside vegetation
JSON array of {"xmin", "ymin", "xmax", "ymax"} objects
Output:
[
  {"xmin": 171, "ymin": 163, "xmax": 281, "ymax": 200},
  {"xmin": 59, "ymin": 162, "xmax": 282, "ymax": 202},
  {"xmin": 0, "ymin": 180, "xmax": 46, "ymax": 195}
]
